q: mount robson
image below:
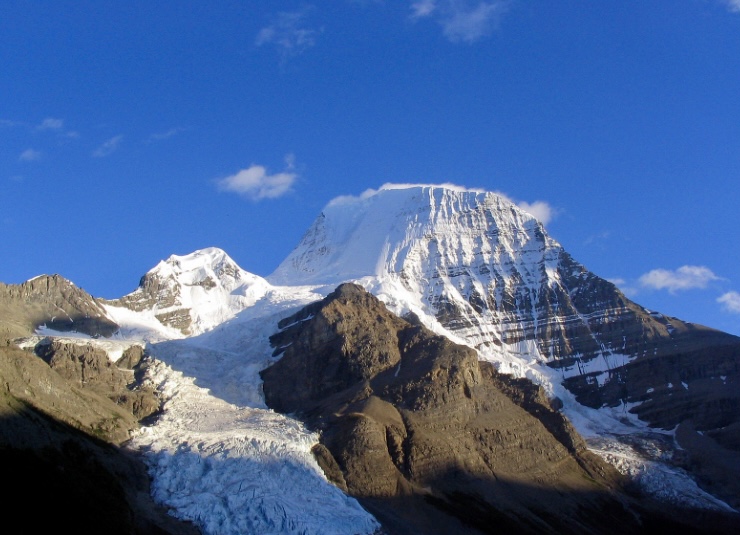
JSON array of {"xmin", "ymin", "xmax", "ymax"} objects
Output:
[{"xmin": 2, "ymin": 184, "xmax": 739, "ymax": 534}]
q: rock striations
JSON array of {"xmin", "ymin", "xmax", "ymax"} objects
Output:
[{"xmin": 262, "ymin": 283, "xmax": 727, "ymax": 534}]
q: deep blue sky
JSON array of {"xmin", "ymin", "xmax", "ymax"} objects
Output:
[{"xmin": 2, "ymin": 1, "xmax": 739, "ymax": 335}]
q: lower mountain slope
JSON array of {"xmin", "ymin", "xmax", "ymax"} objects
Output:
[
  {"xmin": 261, "ymin": 283, "xmax": 740, "ymax": 534},
  {"xmin": 0, "ymin": 338, "xmax": 200, "ymax": 535}
]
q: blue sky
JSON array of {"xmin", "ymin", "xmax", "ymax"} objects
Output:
[{"xmin": 2, "ymin": 1, "xmax": 739, "ymax": 336}]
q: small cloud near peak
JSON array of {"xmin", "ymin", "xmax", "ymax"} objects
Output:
[
  {"xmin": 37, "ymin": 117, "xmax": 64, "ymax": 130},
  {"xmin": 146, "ymin": 127, "xmax": 186, "ymax": 142},
  {"xmin": 92, "ymin": 135, "xmax": 123, "ymax": 157},
  {"xmin": 216, "ymin": 156, "xmax": 297, "ymax": 201},
  {"xmin": 256, "ymin": 8, "xmax": 320, "ymax": 59},
  {"xmin": 410, "ymin": 0, "xmax": 511, "ymax": 44},
  {"xmin": 19, "ymin": 148, "xmax": 41, "ymax": 162},
  {"xmin": 718, "ymin": 291, "xmax": 740, "ymax": 313},
  {"xmin": 411, "ymin": 0, "xmax": 437, "ymax": 18},
  {"xmin": 516, "ymin": 200, "xmax": 555, "ymax": 225},
  {"xmin": 639, "ymin": 265, "xmax": 722, "ymax": 294},
  {"xmin": 721, "ymin": 0, "xmax": 740, "ymax": 13}
]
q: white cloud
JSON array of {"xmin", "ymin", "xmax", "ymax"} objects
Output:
[
  {"xmin": 92, "ymin": 135, "xmax": 123, "ymax": 157},
  {"xmin": 607, "ymin": 277, "xmax": 639, "ymax": 298},
  {"xmin": 216, "ymin": 159, "xmax": 297, "ymax": 201},
  {"xmin": 37, "ymin": 117, "xmax": 64, "ymax": 130},
  {"xmin": 722, "ymin": 0, "xmax": 740, "ymax": 13},
  {"xmin": 516, "ymin": 200, "xmax": 554, "ymax": 225},
  {"xmin": 146, "ymin": 127, "xmax": 186, "ymax": 142},
  {"xmin": 19, "ymin": 148, "xmax": 41, "ymax": 162},
  {"xmin": 638, "ymin": 265, "xmax": 722, "ymax": 293},
  {"xmin": 718, "ymin": 291, "xmax": 740, "ymax": 314},
  {"xmin": 256, "ymin": 9, "xmax": 320, "ymax": 58},
  {"xmin": 411, "ymin": 0, "xmax": 437, "ymax": 18},
  {"xmin": 410, "ymin": 0, "xmax": 510, "ymax": 43}
]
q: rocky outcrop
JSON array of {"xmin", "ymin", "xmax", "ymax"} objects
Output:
[
  {"xmin": 261, "ymin": 283, "xmax": 737, "ymax": 534},
  {"xmin": 0, "ymin": 343, "xmax": 200, "ymax": 534},
  {"xmin": 107, "ymin": 269, "xmax": 194, "ymax": 333},
  {"xmin": 34, "ymin": 340, "xmax": 160, "ymax": 422},
  {"xmin": 0, "ymin": 274, "xmax": 119, "ymax": 339}
]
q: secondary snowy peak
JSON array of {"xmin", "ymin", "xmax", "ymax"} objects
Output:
[{"xmin": 107, "ymin": 247, "xmax": 271, "ymax": 336}]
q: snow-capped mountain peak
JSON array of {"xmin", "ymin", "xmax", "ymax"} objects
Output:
[
  {"xmin": 106, "ymin": 247, "xmax": 271, "ymax": 336},
  {"xmin": 268, "ymin": 184, "xmax": 554, "ymax": 286},
  {"xmin": 149, "ymin": 247, "xmax": 248, "ymax": 289}
]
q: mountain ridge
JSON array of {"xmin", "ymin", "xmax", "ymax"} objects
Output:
[{"xmin": 2, "ymin": 183, "xmax": 739, "ymax": 533}]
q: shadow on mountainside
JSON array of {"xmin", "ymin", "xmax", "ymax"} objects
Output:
[
  {"xmin": 357, "ymin": 468, "xmax": 740, "ymax": 535},
  {"xmin": 0, "ymin": 344, "xmax": 201, "ymax": 535}
]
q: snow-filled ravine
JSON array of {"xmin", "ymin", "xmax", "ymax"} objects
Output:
[{"xmin": 107, "ymin": 285, "xmax": 384, "ymax": 535}]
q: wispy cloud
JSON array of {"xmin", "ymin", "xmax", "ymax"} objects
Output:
[
  {"xmin": 37, "ymin": 117, "xmax": 64, "ymax": 131},
  {"xmin": 146, "ymin": 127, "xmax": 186, "ymax": 143},
  {"xmin": 19, "ymin": 148, "xmax": 41, "ymax": 162},
  {"xmin": 721, "ymin": 0, "xmax": 740, "ymax": 13},
  {"xmin": 607, "ymin": 277, "xmax": 639, "ymax": 298},
  {"xmin": 638, "ymin": 265, "xmax": 722, "ymax": 293},
  {"xmin": 410, "ymin": 0, "xmax": 511, "ymax": 43},
  {"xmin": 92, "ymin": 135, "xmax": 123, "ymax": 157},
  {"xmin": 411, "ymin": 0, "xmax": 437, "ymax": 18},
  {"xmin": 256, "ymin": 8, "xmax": 320, "ymax": 58},
  {"xmin": 216, "ymin": 156, "xmax": 297, "ymax": 201},
  {"xmin": 718, "ymin": 291, "xmax": 740, "ymax": 313}
]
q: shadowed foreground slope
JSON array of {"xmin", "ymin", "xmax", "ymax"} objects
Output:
[{"xmin": 0, "ymin": 341, "xmax": 200, "ymax": 535}]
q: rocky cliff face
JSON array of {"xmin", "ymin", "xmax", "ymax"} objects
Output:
[
  {"xmin": 262, "ymin": 284, "xmax": 735, "ymax": 534},
  {"xmin": 268, "ymin": 186, "xmax": 740, "ymax": 504},
  {"xmin": 0, "ymin": 274, "xmax": 119, "ymax": 339}
]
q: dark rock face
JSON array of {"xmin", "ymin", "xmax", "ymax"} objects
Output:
[
  {"xmin": 0, "ymin": 274, "xmax": 119, "ymax": 339},
  {"xmin": 0, "ymin": 343, "xmax": 201, "ymax": 535},
  {"xmin": 261, "ymin": 284, "xmax": 735, "ymax": 534},
  {"xmin": 105, "ymin": 271, "xmax": 194, "ymax": 334},
  {"xmin": 35, "ymin": 340, "xmax": 161, "ymax": 422}
]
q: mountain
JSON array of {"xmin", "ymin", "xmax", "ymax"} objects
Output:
[
  {"xmin": 2, "ymin": 183, "xmax": 739, "ymax": 534},
  {"xmin": 269, "ymin": 185, "xmax": 740, "ymax": 508},
  {"xmin": 261, "ymin": 283, "xmax": 662, "ymax": 534},
  {"xmin": 0, "ymin": 274, "xmax": 118, "ymax": 339},
  {"xmin": 105, "ymin": 247, "xmax": 271, "ymax": 337}
]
